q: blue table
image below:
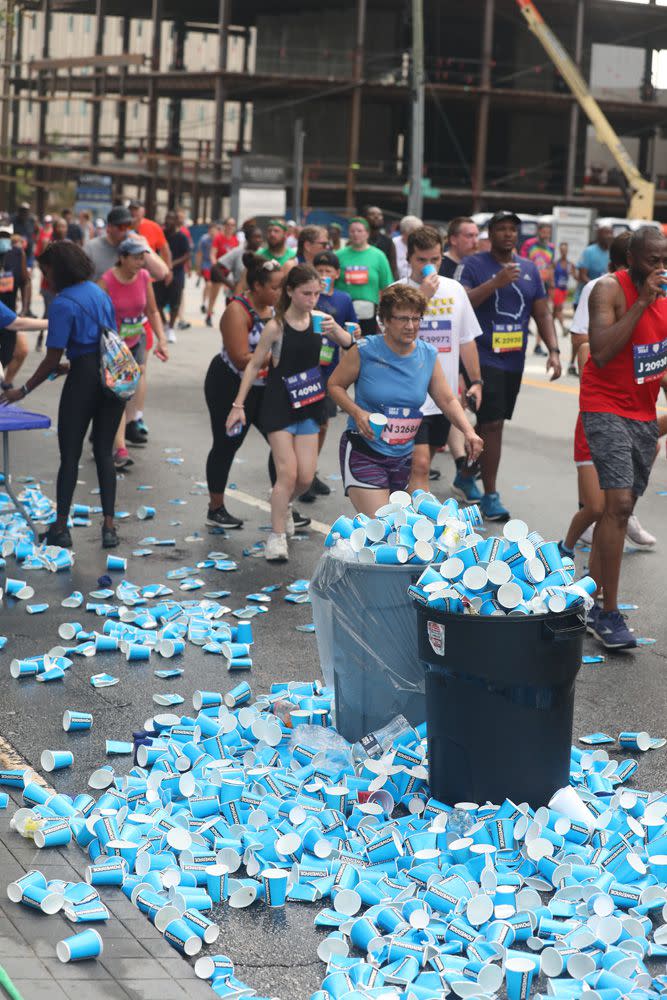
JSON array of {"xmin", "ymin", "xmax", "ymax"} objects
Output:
[{"xmin": 0, "ymin": 404, "xmax": 51, "ymax": 539}]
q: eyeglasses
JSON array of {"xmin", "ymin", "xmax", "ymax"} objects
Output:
[
  {"xmin": 311, "ymin": 240, "xmax": 329, "ymax": 247},
  {"xmin": 390, "ymin": 314, "xmax": 422, "ymax": 327}
]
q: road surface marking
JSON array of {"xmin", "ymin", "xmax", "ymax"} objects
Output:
[{"xmin": 229, "ymin": 489, "xmax": 330, "ymax": 535}]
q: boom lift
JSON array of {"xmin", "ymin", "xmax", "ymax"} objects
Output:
[{"xmin": 514, "ymin": 0, "xmax": 655, "ymax": 219}]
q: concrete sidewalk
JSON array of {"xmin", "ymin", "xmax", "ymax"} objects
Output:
[{"xmin": 0, "ymin": 785, "xmax": 213, "ymax": 1000}]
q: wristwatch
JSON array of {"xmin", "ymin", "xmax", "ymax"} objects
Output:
[
  {"xmin": 469, "ymin": 379, "xmax": 484, "ymax": 388},
  {"xmin": 20, "ymin": 385, "xmax": 29, "ymax": 398},
  {"xmin": 548, "ymin": 348, "xmax": 561, "ymax": 354}
]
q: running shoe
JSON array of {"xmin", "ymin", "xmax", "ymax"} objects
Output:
[
  {"xmin": 114, "ymin": 447, "xmax": 133, "ymax": 471},
  {"xmin": 102, "ymin": 526, "xmax": 119, "ymax": 549},
  {"xmin": 166, "ymin": 327, "xmax": 177, "ymax": 344},
  {"xmin": 580, "ymin": 524, "xmax": 594, "ymax": 546},
  {"xmin": 311, "ymin": 474, "xmax": 331, "ymax": 496},
  {"xmin": 200, "ymin": 303, "xmax": 207, "ymax": 314},
  {"xmin": 205, "ymin": 315, "xmax": 213, "ymax": 327},
  {"xmin": 177, "ymin": 320, "xmax": 191, "ymax": 330},
  {"xmin": 452, "ymin": 471, "xmax": 483, "ymax": 504},
  {"xmin": 125, "ymin": 420, "xmax": 147, "ymax": 446},
  {"xmin": 429, "ymin": 468, "xmax": 441, "ymax": 482},
  {"xmin": 298, "ymin": 487, "xmax": 316, "ymax": 503},
  {"xmin": 589, "ymin": 609, "xmax": 637, "ymax": 650},
  {"xmin": 558, "ymin": 539, "xmax": 575, "ymax": 560},
  {"xmin": 567, "ymin": 363, "xmax": 578, "ymax": 376},
  {"xmin": 136, "ymin": 418, "xmax": 149, "ymax": 437},
  {"xmin": 292, "ymin": 507, "xmax": 311, "ymax": 530},
  {"xmin": 39, "ymin": 525, "xmax": 72, "ymax": 548},
  {"xmin": 206, "ymin": 505, "xmax": 243, "ymax": 529},
  {"xmin": 625, "ymin": 514, "xmax": 656, "ymax": 548},
  {"xmin": 479, "ymin": 491, "xmax": 510, "ymax": 522},
  {"xmin": 534, "ymin": 344, "xmax": 547, "ymax": 357},
  {"xmin": 585, "ymin": 602, "xmax": 601, "ymax": 635},
  {"xmin": 265, "ymin": 532, "xmax": 288, "ymax": 562}
]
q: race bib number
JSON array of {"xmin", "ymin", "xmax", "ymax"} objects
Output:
[
  {"xmin": 0, "ymin": 272, "xmax": 14, "ymax": 294},
  {"xmin": 420, "ymin": 318, "xmax": 452, "ymax": 353},
  {"xmin": 319, "ymin": 337, "xmax": 335, "ymax": 366},
  {"xmin": 119, "ymin": 315, "xmax": 146, "ymax": 340},
  {"xmin": 381, "ymin": 406, "xmax": 423, "ymax": 446},
  {"xmin": 492, "ymin": 323, "xmax": 524, "ymax": 353},
  {"xmin": 633, "ymin": 337, "xmax": 667, "ymax": 384},
  {"xmin": 283, "ymin": 367, "xmax": 325, "ymax": 409},
  {"xmin": 345, "ymin": 265, "xmax": 369, "ymax": 286}
]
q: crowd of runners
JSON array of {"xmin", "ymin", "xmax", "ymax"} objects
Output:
[{"xmin": 0, "ymin": 200, "xmax": 665, "ymax": 651}]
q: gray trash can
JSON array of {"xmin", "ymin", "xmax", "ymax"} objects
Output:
[{"xmin": 310, "ymin": 554, "xmax": 425, "ymax": 742}]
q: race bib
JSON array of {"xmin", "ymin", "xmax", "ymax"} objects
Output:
[
  {"xmin": 420, "ymin": 318, "xmax": 452, "ymax": 353},
  {"xmin": 633, "ymin": 337, "xmax": 667, "ymax": 384},
  {"xmin": 319, "ymin": 337, "xmax": 335, "ymax": 366},
  {"xmin": 345, "ymin": 265, "xmax": 369, "ymax": 286},
  {"xmin": 381, "ymin": 405, "xmax": 423, "ymax": 446},
  {"xmin": 283, "ymin": 366, "xmax": 325, "ymax": 409},
  {"xmin": 492, "ymin": 323, "xmax": 524, "ymax": 353},
  {"xmin": 119, "ymin": 315, "xmax": 147, "ymax": 340},
  {"xmin": 0, "ymin": 272, "xmax": 14, "ymax": 294}
]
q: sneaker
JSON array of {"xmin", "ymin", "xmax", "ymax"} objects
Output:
[
  {"xmin": 285, "ymin": 506, "xmax": 295, "ymax": 538},
  {"xmin": 292, "ymin": 507, "xmax": 311, "ymax": 530},
  {"xmin": 200, "ymin": 303, "xmax": 207, "ymax": 314},
  {"xmin": 585, "ymin": 602, "xmax": 601, "ymax": 635},
  {"xmin": 265, "ymin": 531, "xmax": 288, "ymax": 562},
  {"xmin": 534, "ymin": 344, "xmax": 547, "ymax": 357},
  {"xmin": 125, "ymin": 420, "xmax": 147, "ymax": 446},
  {"xmin": 39, "ymin": 525, "xmax": 72, "ymax": 548},
  {"xmin": 166, "ymin": 327, "xmax": 177, "ymax": 344},
  {"xmin": 452, "ymin": 471, "xmax": 483, "ymax": 504},
  {"xmin": 311, "ymin": 474, "xmax": 331, "ymax": 496},
  {"xmin": 558, "ymin": 539, "xmax": 575, "ymax": 560},
  {"xmin": 114, "ymin": 447, "xmax": 133, "ymax": 471},
  {"xmin": 205, "ymin": 315, "xmax": 213, "ymax": 328},
  {"xmin": 102, "ymin": 526, "xmax": 119, "ymax": 549},
  {"xmin": 625, "ymin": 514, "xmax": 656, "ymax": 548},
  {"xmin": 590, "ymin": 609, "xmax": 637, "ymax": 650},
  {"xmin": 567, "ymin": 363, "xmax": 578, "ymax": 376},
  {"xmin": 136, "ymin": 418, "xmax": 149, "ymax": 437},
  {"xmin": 479, "ymin": 491, "xmax": 510, "ymax": 522},
  {"xmin": 206, "ymin": 505, "xmax": 243, "ymax": 529},
  {"xmin": 177, "ymin": 320, "xmax": 191, "ymax": 330},
  {"xmin": 580, "ymin": 524, "xmax": 594, "ymax": 546},
  {"xmin": 429, "ymin": 468, "xmax": 441, "ymax": 482},
  {"xmin": 298, "ymin": 487, "xmax": 316, "ymax": 503}
]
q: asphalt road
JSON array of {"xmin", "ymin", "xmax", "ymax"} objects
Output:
[{"xmin": 1, "ymin": 282, "xmax": 666, "ymax": 998}]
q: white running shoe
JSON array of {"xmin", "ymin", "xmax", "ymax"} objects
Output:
[
  {"xmin": 166, "ymin": 327, "xmax": 177, "ymax": 344},
  {"xmin": 265, "ymin": 532, "xmax": 288, "ymax": 562},
  {"xmin": 285, "ymin": 505, "xmax": 295, "ymax": 538},
  {"xmin": 625, "ymin": 514, "xmax": 656, "ymax": 548},
  {"xmin": 580, "ymin": 524, "xmax": 594, "ymax": 545}
]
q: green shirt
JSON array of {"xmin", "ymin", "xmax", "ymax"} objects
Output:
[
  {"xmin": 334, "ymin": 244, "xmax": 393, "ymax": 305},
  {"xmin": 257, "ymin": 246, "xmax": 296, "ymax": 267}
]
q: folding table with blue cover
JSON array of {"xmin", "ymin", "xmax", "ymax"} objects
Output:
[{"xmin": 0, "ymin": 404, "xmax": 51, "ymax": 538}]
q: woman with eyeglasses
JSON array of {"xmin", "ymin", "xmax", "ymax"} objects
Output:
[
  {"xmin": 225, "ymin": 263, "xmax": 351, "ymax": 561},
  {"xmin": 205, "ymin": 253, "xmax": 283, "ymax": 529},
  {"xmin": 296, "ymin": 225, "xmax": 329, "ymax": 266},
  {"xmin": 328, "ymin": 284, "xmax": 483, "ymax": 516}
]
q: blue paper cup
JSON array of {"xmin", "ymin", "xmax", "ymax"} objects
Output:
[
  {"xmin": 162, "ymin": 917, "xmax": 202, "ymax": 956},
  {"xmin": 86, "ymin": 858, "xmax": 128, "ymax": 886},
  {"xmin": 311, "ymin": 313, "xmax": 324, "ymax": 333},
  {"xmin": 224, "ymin": 682, "xmax": 251, "ymax": 709},
  {"xmin": 126, "ymin": 643, "xmax": 151, "ymax": 662},
  {"xmin": 137, "ymin": 505, "xmax": 155, "ymax": 520},
  {"xmin": 206, "ymin": 865, "xmax": 229, "ymax": 903},
  {"xmin": 325, "ymin": 516, "xmax": 355, "ymax": 547},
  {"xmin": 63, "ymin": 710, "xmax": 93, "ymax": 732},
  {"xmin": 261, "ymin": 868, "xmax": 288, "ymax": 907},
  {"xmin": 235, "ymin": 621, "xmax": 253, "ymax": 644},
  {"xmin": 619, "ymin": 732, "xmax": 651, "ymax": 752},
  {"xmin": 373, "ymin": 544, "xmax": 408, "ymax": 565},
  {"xmin": 20, "ymin": 883, "xmax": 64, "ymax": 913},
  {"xmin": 57, "ymin": 928, "xmax": 103, "ymax": 963},
  {"xmin": 535, "ymin": 541, "xmax": 563, "ymax": 574},
  {"xmin": 505, "ymin": 956, "xmax": 536, "ymax": 1000},
  {"xmin": 181, "ymin": 908, "xmax": 220, "ymax": 944},
  {"xmin": 106, "ymin": 555, "xmax": 127, "ymax": 571},
  {"xmin": 34, "ymin": 820, "xmax": 72, "ymax": 849},
  {"xmin": 422, "ymin": 264, "xmax": 437, "ymax": 276},
  {"xmin": 368, "ymin": 413, "xmax": 388, "ymax": 440},
  {"xmin": 41, "ymin": 750, "xmax": 73, "ymax": 772},
  {"xmin": 345, "ymin": 321, "xmax": 357, "ymax": 336},
  {"xmin": 6, "ymin": 870, "xmax": 47, "ymax": 903}
]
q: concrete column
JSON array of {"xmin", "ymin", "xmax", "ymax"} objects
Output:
[
  {"xmin": 472, "ymin": 0, "xmax": 494, "ymax": 212},
  {"xmin": 211, "ymin": 0, "xmax": 229, "ymax": 220},
  {"xmin": 345, "ymin": 0, "xmax": 366, "ymax": 214},
  {"xmin": 565, "ymin": 0, "xmax": 584, "ymax": 200}
]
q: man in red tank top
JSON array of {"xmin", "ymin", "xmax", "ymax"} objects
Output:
[{"xmin": 580, "ymin": 226, "xmax": 667, "ymax": 649}]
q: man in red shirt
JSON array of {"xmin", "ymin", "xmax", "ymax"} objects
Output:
[
  {"xmin": 582, "ymin": 226, "xmax": 667, "ymax": 649},
  {"xmin": 129, "ymin": 200, "xmax": 172, "ymax": 270}
]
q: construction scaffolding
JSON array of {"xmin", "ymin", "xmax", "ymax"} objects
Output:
[{"xmin": 1, "ymin": 0, "xmax": 666, "ymax": 220}]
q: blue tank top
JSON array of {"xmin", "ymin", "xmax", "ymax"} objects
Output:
[
  {"xmin": 554, "ymin": 260, "xmax": 569, "ymax": 290},
  {"xmin": 348, "ymin": 335, "xmax": 438, "ymax": 457}
]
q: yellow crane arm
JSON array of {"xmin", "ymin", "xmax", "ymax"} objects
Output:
[{"xmin": 515, "ymin": 0, "xmax": 655, "ymax": 219}]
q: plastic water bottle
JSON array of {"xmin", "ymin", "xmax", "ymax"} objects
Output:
[
  {"xmin": 351, "ymin": 714, "xmax": 414, "ymax": 762},
  {"xmin": 447, "ymin": 808, "xmax": 475, "ymax": 837}
]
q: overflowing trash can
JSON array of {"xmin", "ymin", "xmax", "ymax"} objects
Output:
[
  {"xmin": 414, "ymin": 601, "xmax": 585, "ymax": 808},
  {"xmin": 311, "ymin": 554, "xmax": 425, "ymax": 742}
]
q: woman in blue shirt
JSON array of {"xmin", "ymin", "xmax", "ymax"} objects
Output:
[
  {"xmin": 0, "ymin": 242, "xmax": 124, "ymax": 549},
  {"xmin": 328, "ymin": 284, "xmax": 483, "ymax": 516}
]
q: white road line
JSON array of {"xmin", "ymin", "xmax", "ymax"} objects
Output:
[{"xmin": 229, "ymin": 489, "xmax": 331, "ymax": 536}]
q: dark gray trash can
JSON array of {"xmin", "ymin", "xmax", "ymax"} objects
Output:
[{"xmin": 310, "ymin": 554, "xmax": 425, "ymax": 742}]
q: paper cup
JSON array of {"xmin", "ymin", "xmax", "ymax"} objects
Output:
[
  {"xmin": 368, "ymin": 413, "xmax": 388, "ymax": 440},
  {"xmin": 63, "ymin": 711, "xmax": 93, "ymax": 732},
  {"xmin": 505, "ymin": 956, "xmax": 535, "ymax": 1000},
  {"xmin": 41, "ymin": 750, "xmax": 73, "ymax": 772},
  {"xmin": 57, "ymin": 928, "xmax": 103, "ymax": 963},
  {"xmin": 497, "ymin": 582, "xmax": 523, "ymax": 610},
  {"xmin": 162, "ymin": 917, "xmax": 202, "ymax": 956},
  {"xmin": 261, "ymin": 868, "xmax": 288, "ymax": 907}
]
